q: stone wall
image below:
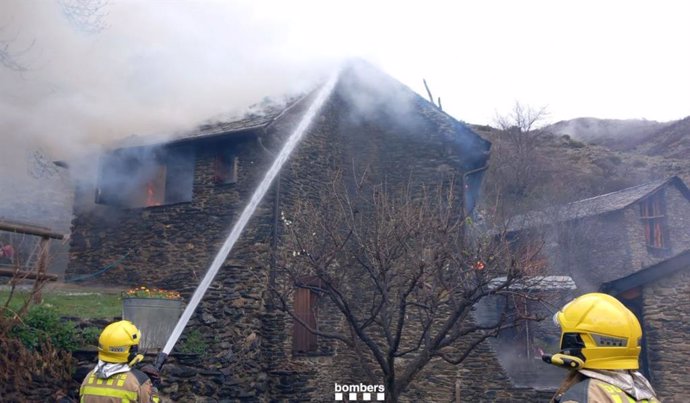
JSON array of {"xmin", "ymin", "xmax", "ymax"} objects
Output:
[
  {"xmin": 643, "ymin": 267, "xmax": 690, "ymax": 402},
  {"xmin": 539, "ymin": 211, "xmax": 633, "ymax": 291},
  {"xmin": 456, "ymin": 337, "xmax": 556, "ymax": 402},
  {"xmin": 68, "ymin": 134, "xmax": 279, "ymax": 401}
]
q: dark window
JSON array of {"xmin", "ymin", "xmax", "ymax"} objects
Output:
[
  {"xmin": 293, "ymin": 277, "xmax": 320, "ymax": 354},
  {"xmin": 214, "ymin": 151, "xmax": 238, "ymax": 184},
  {"xmin": 165, "ymin": 148, "xmax": 195, "ymax": 204},
  {"xmin": 639, "ymin": 191, "xmax": 670, "ymax": 256},
  {"xmin": 96, "ymin": 146, "xmax": 195, "ymax": 208}
]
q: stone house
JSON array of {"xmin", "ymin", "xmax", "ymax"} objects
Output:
[
  {"xmin": 66, "ymin": 61, "xmax": 536, "ymax": 402},
  {"xmin": 479, "ymin": 176, "xmax": 690, "ymax": 398},
  {"xmin": 601, "ymin": 249, "xmax": 690, "ymax": 402}
]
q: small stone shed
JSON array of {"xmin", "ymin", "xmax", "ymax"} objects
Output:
[
  {"xmin": 601, "ymin": 249, "xmax": 690, "ymax": 402},
  {"xmin": 481, "ymin": 176, "xmax": 690, "ymax": 397},
  {"xmin": 66, "ymin": 61, "xmax": 536, "ymax": 401}
]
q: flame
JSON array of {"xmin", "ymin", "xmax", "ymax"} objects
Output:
[{"xmin": 146, "ymin": 181, "xmax": 160, "ymax": 206}]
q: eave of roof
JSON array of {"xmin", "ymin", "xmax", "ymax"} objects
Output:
[
  {"xmin": 111, "ymin": 100, "xmax": 302, "ymax": 150},
  {"xmin": 601, "ymin": 249, "xmax": 690, "ymax": 295}
]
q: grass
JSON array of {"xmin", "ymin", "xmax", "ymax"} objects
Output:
[{"xmin": 0, "ymin": 289, "xmax": 122, "ymax": 319}]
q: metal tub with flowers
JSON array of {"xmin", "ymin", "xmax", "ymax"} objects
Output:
[{"xmin": 122, "ymin": 286, "xmax": 184, "ymax": 351}]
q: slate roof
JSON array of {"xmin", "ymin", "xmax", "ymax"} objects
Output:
[
  {"xmin": 110, "ymin": 60, "xmax": 491, "ymax": 168},
  {"xmin": 488, "ymin": 275, "xmax": 577, "ymax": 290},
  {"xmin": 190, "ymin": 106, "xmax": 286, "ymax": 138},
  {"xmin": 114, "ymin": 101, "xmax": 297, "ymax": 149},
  {"xmin": 507, "ymin": 176, "xmax": 690, "ymax": 232}
]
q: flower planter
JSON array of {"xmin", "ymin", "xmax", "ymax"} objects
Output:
[{"xmin": 122, "ymin": 297, "xmax": 184, "ymax": 351}]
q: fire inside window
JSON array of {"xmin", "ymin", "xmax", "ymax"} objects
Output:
[
  {"xmin": 639, "ymin": 191, "xmax": 670, "ymax": 255},
  {"xmin": 144, "ymin": 165, "xmax": 167, "ymax": 207},
  {"xmin": 96, "ymin": 146, "xmax": 194, "ymax": 208}
]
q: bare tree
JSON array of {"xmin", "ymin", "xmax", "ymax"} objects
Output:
[
  {"xmin": 0, "ymin": 27, "xmax": 34, "ymax": 72},
  {"xmin": 483, "ymin": 102, "xmax": 553, "ymax": 221},
  {"xmin": 58, "ymin": 0, "xmax": 110, "ymax": 34},
  {"xmin": 494, "ymin": 102, "xmax": 549, "ymax": 151},
  {"xmin": 272, "ymin": 170, "xmax": 547, "ymax": 402},
  {"xmin": 0, "ymin": 0, "xmax": 108, "ymax": 73}
]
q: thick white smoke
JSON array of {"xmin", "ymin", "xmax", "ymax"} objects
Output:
[{"xmin": 0, "ymin": 1, "xmax": 344, "ymax": 165}]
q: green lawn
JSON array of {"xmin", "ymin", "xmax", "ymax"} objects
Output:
[{"xmin": 0, "ymin": 289, "xmax": 122, "ymax": 319}]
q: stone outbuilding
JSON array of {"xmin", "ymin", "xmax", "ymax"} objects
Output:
[{"xmin": 480, "ymin": 176, "xmax": 690, "ymax": 398}]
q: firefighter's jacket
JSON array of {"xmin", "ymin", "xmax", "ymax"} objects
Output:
[
  {"xmin": 553, "ymin": 369, "xmax": 660, "ymax": 403},
  {"xmin": 79, "ymin": 361, "xmax": 160, "ymax": 403}
]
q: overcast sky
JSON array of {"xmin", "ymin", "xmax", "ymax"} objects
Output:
[{"xmin": 1, "ymin": 0, "xmax": 689, "ymax": 160}]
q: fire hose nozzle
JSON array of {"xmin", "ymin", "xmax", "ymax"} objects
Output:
[
  {"xmin": 128, "ymin": 354, "xmax": 144, "ymax": 367},
  {"xmin": 153, "ymin": 352, "xmax": 168, "ymax": 371},
  {"xmin": 542, "ymin": 353, "xmax": 584, "ymax": 369}
]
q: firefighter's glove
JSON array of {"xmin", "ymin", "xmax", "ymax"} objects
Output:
[{"xmin": 140, "ymin": 364, "xmax": 161, "ymax": 387}]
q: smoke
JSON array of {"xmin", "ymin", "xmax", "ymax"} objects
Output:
[
  {"xmin": 0, "ymin": 1, "xmax": 344, "ymax": 167},
  {"xmin": 0, "ymin": 0, "xmax": 350, "ymax": 230}
]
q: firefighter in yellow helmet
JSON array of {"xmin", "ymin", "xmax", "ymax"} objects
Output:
[
  {"xmin": 542, "ymin": 293, "xmax": 659, "ymax": 403},
  {"xmin": 80, "ymin": 320, "xmax": 161, "ymax": 403}
]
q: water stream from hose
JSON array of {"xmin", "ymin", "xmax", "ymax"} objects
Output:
[{"xmin": 158, "ymin": 70, "xmax": 340, "ymax": 362}]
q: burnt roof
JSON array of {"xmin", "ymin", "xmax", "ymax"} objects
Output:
[
  {"xmin": 190, "ymin": 107, "xmax": 284, "ymax": 138},
  {"xmin": 601, "ymin": 249, "xmax": 690, "ymax": 295},
  {"xmin": 114, "ymin": 101, "xmax": 296, "ymax": 149},
  {"xmin": 111, "ymin": 60, "xmax": 490, "ymax": 159},
  {"xmin": 507, "ymin": 176, "xmax": 690, "ymax": 232}
]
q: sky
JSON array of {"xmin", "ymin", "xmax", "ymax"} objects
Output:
[{"xmin": 1, "ymin": 0, "xmax": 689, "ymax": 161}]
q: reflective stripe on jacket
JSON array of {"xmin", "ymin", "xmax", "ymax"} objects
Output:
[
  {"xmin": 558, "ymin": 378, "xmax": 660, "ymax": 403},
  {"xmin": 79, "ymin": 368, "xmax": 160, "ymax": 403}
]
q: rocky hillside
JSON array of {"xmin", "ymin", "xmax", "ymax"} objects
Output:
[
  {"xmin": 546, "ymin": 118, "xmax": 670, "ymax": 147},
  {"xmin": 472, "ymin": 121, "xmax": 690, "ymax": 219},
  {"xmin": 628, "ymin": 116, "xmax": 690, "ymax": 159},
  {"xmin": 546, "ymin": 116, "xmax": 690, "ymax": 159}
]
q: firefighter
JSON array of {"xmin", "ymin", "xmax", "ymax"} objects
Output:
[
  {"xmin": 542, "ymin": 293, "xmax": 660, "ymax": 403},
  {"xmin": 80, "ymin": 320, "xmax": 161, "ymax": 403}
]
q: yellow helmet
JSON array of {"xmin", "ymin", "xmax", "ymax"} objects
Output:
[
  {"xmin": 550, "ymin": 293, "xmax": 642, "ymax": 370},
  {"xmin": 98, "ymin": 320, "xmax": 141, "ymax": 363}
]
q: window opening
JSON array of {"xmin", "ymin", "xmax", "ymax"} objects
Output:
[
  {"xmin": 214, "ymin": 151, "xmax": 238, "ymax": 185},
  {"xmin": 639, "ymin": 191, "xmax": 670, "ymax": 256},
  {"xmin": 96, "ymin": 146, "xmax": 194, "ymax": 208}
]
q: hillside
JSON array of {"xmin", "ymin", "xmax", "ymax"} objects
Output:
[
  {"xmin": 546, "ymin": 118, "xmax": 670, "ymax": 148},
  {"xmin": 632, "ymin": 116, "xmax": 690, "ymax": 159},
  {"xmin": 546, "ymin": 116, "xmax": 690, "ymax": 159},
  {"xmin": 472, "ymin": 122, "xmax": 690, "ymax": 219}
]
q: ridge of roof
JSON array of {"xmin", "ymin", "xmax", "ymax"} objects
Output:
[{"xmin": 109, "ymin": 59, "xmax": 490, "ymax": 154}]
